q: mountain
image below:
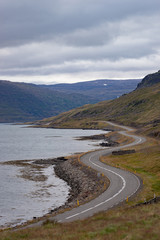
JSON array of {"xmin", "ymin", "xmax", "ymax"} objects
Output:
[
  {"xmin": 36, "ymin": 71, "xmax": 160, "ymax": 138},
  {"xmin": 137, "ymin": 70, "xmax": 160, "ymax": 88},
  {"xmin": 0, "ymin": 79, "xmax": 140, "ymax": 123},
  {"xmin": 0, "ymin": 80, "xmax": 96, "ymax": 122},
  {"xmin": 41, "ymin": 79, "xmax": 141, "ymax": 101}
]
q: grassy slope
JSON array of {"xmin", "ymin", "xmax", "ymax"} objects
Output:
[
  {"xmin": 0, "ymin": 79, "xmax": 140, "ymax": 123},
  {"xmin": 1, "ymin": 75, "xmax": 160, "ymax": 239},
  {"xmin": 1, "ymin": 134, "xmax": 160, "ymax": 240},
  {"xmin": 1, "ymin": 203, "xmax": 160, "ymax": 240},
  {"xmin": 1, "ymin": 122, "xmax": 160, "ymax": 239},
  {"xmin": 37, "ymin": 82, "xmax": 160, "ymax": 138}
]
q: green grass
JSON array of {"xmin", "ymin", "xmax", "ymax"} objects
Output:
[
  {"xmin": 1, "ymin": 202, "xmax": 160, "ymax": 239},
  {"xmin": 36, "ymin": 82, "xmax": 160, "ymax": 138},
  {"xmin": 0, "ymin": 132, "xmax": 160, "ymax": 239},
  {"xmin": 1, "ymin": 75, "xmax": 160, "ymax": 238},
  {"xmin": 101, "ymin": 137, "xmax": 160, "ymax": 201}
]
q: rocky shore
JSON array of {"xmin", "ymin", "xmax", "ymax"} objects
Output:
[
  {"xmin": 34, "ymin": 155, "xmax": 110, "ymax": 216},
  {"xmin": 77, "ymin": 133, "xmax": 118, "ymax": 147},
  {"xmin": 54, "ymin": 157, "xmax": 109, "ymax": 209}
]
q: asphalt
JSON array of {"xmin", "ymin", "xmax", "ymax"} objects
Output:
[
  {"xmin": 20, "ymin": 121, "xmax": 146, "ymax": 228},
  {"xmin": 53, "ymin": 121, "xmax": 146, "ymax": 223}
]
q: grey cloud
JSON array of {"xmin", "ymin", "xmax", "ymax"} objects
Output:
[
  {"xmin": 0, "ymin": 0, "xmax": 160, "ymax": 48},
  {"xmin": 0, "ymin": 39, "xmax": 155, "ymax": 71},
  {"xmin": 1, "ymin": 13, "xmax": 158, "ymax": 71},
  {"xmin": 0, "ymin": 0, "xmax": 160, "ymax": 81}
]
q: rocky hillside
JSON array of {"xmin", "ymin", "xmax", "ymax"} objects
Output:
[
  {"xmin": 36, "ymin": 71, "xmax": 160, "ymax": 138},
  {"xmin": 137, "ymin": 70, "xmax": 160, "ymax": 88}
]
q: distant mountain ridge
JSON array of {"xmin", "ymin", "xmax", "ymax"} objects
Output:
[
  {"xmin": 0, "ymin": 78, "xmax": 140, "ymax": 123},
  {"xmin": 0, "ymin": 80, "xmax": 95, "ymax": 122},
  {"xmin": 36, "ymin": 71, "xmax": 160, "ymax": 138},
  {"xmin": 41, "ymin": 79, "xmax": 141, "ymax": 101}
]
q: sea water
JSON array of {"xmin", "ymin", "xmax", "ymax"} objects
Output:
[{"xmin": 0, "ymin": 124, "xmax": 105, "ymax": 228}]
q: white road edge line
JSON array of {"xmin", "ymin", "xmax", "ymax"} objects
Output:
[
  {"xmin": 65, "ymin": 154, "xmax": 127, "ymax": 220},
  {"xmin": 65, "ymin": 133, "xmax": 142, "ymax": 221}
]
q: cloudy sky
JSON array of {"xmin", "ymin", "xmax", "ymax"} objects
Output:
[{"xmin": 0, "ymin": 0, "xmax": 160, "ymax": 84}]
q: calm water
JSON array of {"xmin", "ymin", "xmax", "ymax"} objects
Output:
[{"xmin": 0, "ymin": 124, "xmax": 105, "ymax": 228}]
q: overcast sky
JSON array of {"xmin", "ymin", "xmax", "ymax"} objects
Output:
[{"xmin": 0, "ymin": 0, "xmax": 160, "ymax": 84}]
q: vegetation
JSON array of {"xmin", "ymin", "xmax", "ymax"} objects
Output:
[
  {"xmin": 46, "ymin": 79, "xmax": 140, "ymax": 101},
  {"xmin": 0, "ymin": 133, "xmax": 160, "ymax": 239},
  {"xmin": 36, "ymin": 71, "xmax": 160, "ymax": 138},
  {"xmin": 0, "ymin": 79, "xmax": 139, "ymax": 123},
  {"xmin": 0, "ymin": 71, "xmax": 160, "ymax": 239},
  {"xmin": 0, "ymin": 80, "xmax": 96, "ymax": 122},
  {"xmin": 101, "ymin": 135, "xmax": 160, "ymax": 201},
  {"xmin": 137, "ymin": 70, "xmax": 160, "ymax": 88},
  {"xmin": 1, "ymin": 202, "xmax": 160, "ymax": 240}
]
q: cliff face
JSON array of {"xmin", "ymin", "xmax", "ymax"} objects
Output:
[{"xmin": 137, "ymin": 70, "xmax": 160, "ymax": 88}]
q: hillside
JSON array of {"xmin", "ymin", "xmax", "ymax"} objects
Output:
[
  {"xmin": 0, "ymin": 79, "xmax": 140, "ymax": 123},
  {"xmin": 137, "ymin": 70, "xmax": 160, "ymax": 88},
  {"xmin": 42, "ymin": 79, "xmax": 140, "ymax": 101},
  {"xmin": 0, "ymin": 80, "xmax": 96, "ymax": 122},
  {"xmin": 1, "ymin": 73, "xmax": 160, "ymax": 239},
  {"xmin": 36, "ymin": 71, "xmax": 160, "ymax": 138}
]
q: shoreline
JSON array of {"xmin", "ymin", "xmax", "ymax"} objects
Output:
[
  {"xmin": 0, "ymin": 131, "xmax": 115, "ymax": 230},
  {"xmin": 15, "ymin": 152, "xmax": 110, "ymax": 230},
  {"xmin": 33, "ymin": 153, "xmax": 110, "ymax": 218},
  {"xmin": 0, "ymin": 153, "xmax": 110, "ymax": 230},
  {"xmin": 1, "ymin": 122, "xmax": 145, "ymax": 230},
  {"xmin": 27, "ymin": 133, "xmax": 118, "ymax": 222}
]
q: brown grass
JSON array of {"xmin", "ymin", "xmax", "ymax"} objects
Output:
[
  {"xmin": 101, "ymin": 133, "xmax": 160, "ymax": 203},
  {"xmin": 0, "ymin": 131, "xmax": 160, "ymax": 239},
  {"xmin": 1, "ymin": 202, "xmax": 160, "ymax": 240}
]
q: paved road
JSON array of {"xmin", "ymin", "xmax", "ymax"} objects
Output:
[
  {"xmin": 53, "ymin": 121, "xmax": 146, "ymax": 223},
  {"xmin": 22, "ymin": 122, "xmax": 146, "ymax": 228}
]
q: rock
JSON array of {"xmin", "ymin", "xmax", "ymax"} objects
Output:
[
  {"xmin": 33, "ymin": 157, "xmax": 68, "ymax": 165},
  {"xmin": 53, "ymin": 158, "xmax": 109, "ymax": 213},
  {"xmin": 102, "ymin": 128, "xmax": 114, "ymax": 132},
  {"xmin": 100, "ymin": 140, "xmax": 118, "ymax": 147},
  {"xmin": 112, "ymin": 149, "xmax": 136, "ymax": 155},
  {"xmin": 135, "ymin": 196, "xmax": 160, "ymax": 207}
]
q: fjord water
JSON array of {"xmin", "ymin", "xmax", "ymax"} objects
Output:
[{"xmin": 0, "ymin": 124, "xmax": 105, "ymax": 228}]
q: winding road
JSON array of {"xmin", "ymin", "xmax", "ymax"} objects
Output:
[
  {"xmin": 53, "ymin": 121, "xmax": 146, "ymax": 223},
  {"xmin": 22, "ymin": 122, "xmax": 146, "ymax": 228}
]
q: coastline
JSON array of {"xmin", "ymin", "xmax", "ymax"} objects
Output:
[
  {"xmin": 23, "ymin": 133, "xmax": 117, "ymax": 225},
  {"xmin": 10, "ymin": 152, "xmax": 110, "ymax": 230},
  {"xmin": 0, "ymin": 130, "xmax": 114, "ymax": 230},
  {"xmin": 50, "ymin": 154, "xmax": 110, "ymax": 214},
  {"xmin": 1, "ymin": 123, "xmax": 143, "ymax": 230},
  {"xmin": 13, "ymin": 122, "xmax": 142, "ymax": 228}
]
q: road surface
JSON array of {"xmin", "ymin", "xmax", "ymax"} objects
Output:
[
  {"xmin": 53, "ymin": 121, "xmax": 146, "ymax": 222},
  {"xmin": 21, "ymin": 121, "xmax": 146, "ymax": 228}
]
